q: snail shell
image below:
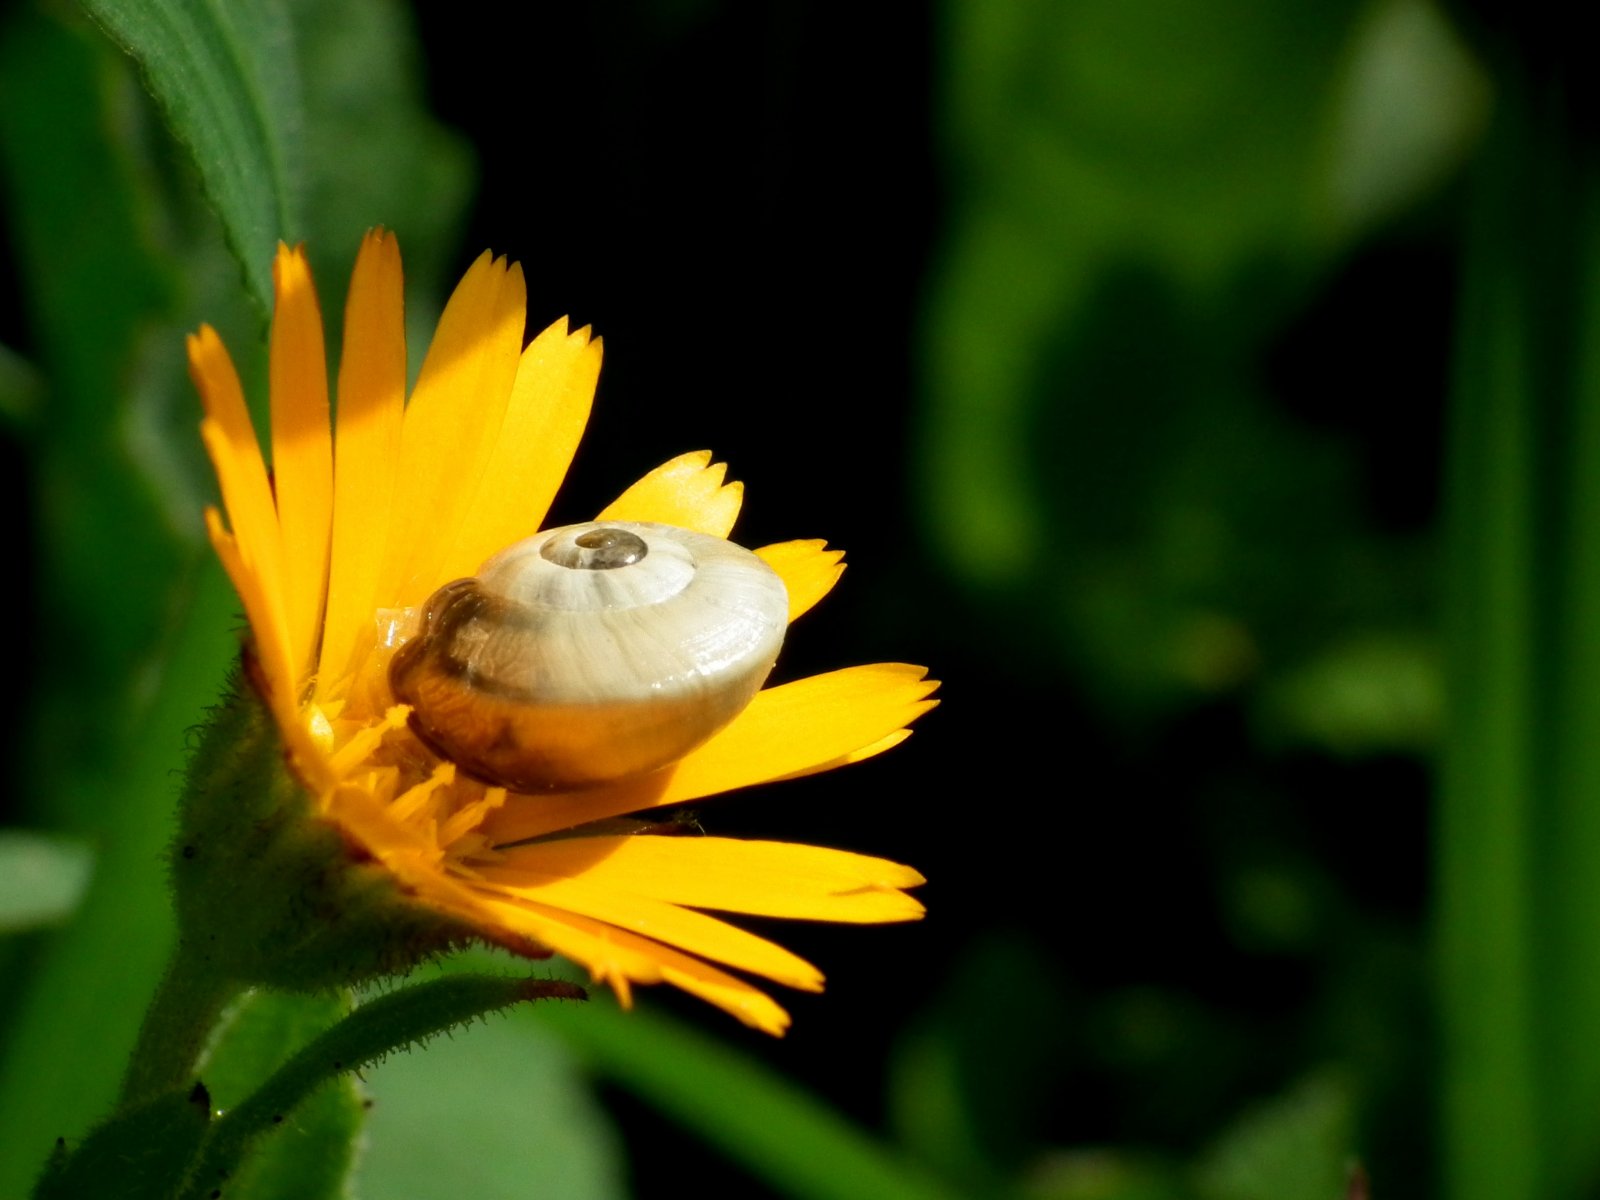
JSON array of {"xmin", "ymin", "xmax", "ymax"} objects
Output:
[{"xmin": 388, "ymin": 521, "xmax": 788, "ymax": 792}]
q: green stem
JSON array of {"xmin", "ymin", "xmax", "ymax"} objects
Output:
[
  {"xmin": 118, "ymin": 938, "xmax": 241, "ymax": 1108},
  {"xmin": 178, "ymin": 975, "xmax": 582, "ymax": 1200}
]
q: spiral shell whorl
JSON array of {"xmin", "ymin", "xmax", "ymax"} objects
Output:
[{"xmin": 389, "ymin": 521, "xmax": 788, "ymax": 792}]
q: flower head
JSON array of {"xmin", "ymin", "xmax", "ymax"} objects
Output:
[{"xmin": 191, "ymin": 231, "xmax": 936, "ymax": 1033}]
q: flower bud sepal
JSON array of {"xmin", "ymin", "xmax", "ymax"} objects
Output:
[{"xmin": 168, "ymin": 659, "xmax": 489, "ymax": 993}]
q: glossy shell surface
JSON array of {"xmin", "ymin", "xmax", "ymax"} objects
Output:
[{"xmin": 389, "ymin": 521, "xmax": 788, "ymax": 791}]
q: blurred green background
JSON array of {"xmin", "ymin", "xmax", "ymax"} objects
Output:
[{"xmin": 2, "ymin": 0, "xmax": 1595, "ymax": 1196}]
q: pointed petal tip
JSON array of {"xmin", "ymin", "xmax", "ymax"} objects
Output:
[
  {"xmin": 201, "ymin": 504, "xmax": 230, "ymax": 546},
  {"xmin": 868, "ymin": 860, "xmax": 929, "ymax": 889},
  {"xmin": 569, "ymin": 323, "xmax": 603, "ymax": 354},
  {"xmin": 358, "ymin": 225, "xmax": 400, "ymax": 259},
  {"xmin": 598, "ymin": 449, "xmax": 745, "ymax": 536},
  {"xmin": 270, "ymin": 246, "xmax": 320, "ymax": 316},
  {"xmin": 610, "ymin": 973, "xmax": 634, "ymax": 1010},
  {"xmin": 187, "ymin": 323, "xmax": 221, "ymax": 358}
]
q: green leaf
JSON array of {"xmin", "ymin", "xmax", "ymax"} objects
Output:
[
  {"xmin": 0, "ymin": 4, "xmax": 188, "ymax": 750},
  {"xmin": 0, "ymin": 832, "xmax": 94, "ymax": 933},
  {"xmin": 0, "ymin": 562, "xmax": 240, "ymax": 1198},
  {"xmin": 1259, "ymin": 632, "xmax": 1441, "ymax": 756},
  {"xmin": 887, "ymin": 935, "xmax": 1073, "ymax": 1192},
  {"xmin": 179, "ymin": 975, "xmax": 584, "ymax": 1200},
  {"xmin": 225, "ymin": 1071, "xmax": 363, "ymax": 1200},
  {"xmin": 33, "ymin": 1086, "xmax": 210, "ymax": 1200},
  {"xmin": 362, "ymin": 1002, "xmax": 627, "ymax": 1200},
  {"xmin": 196, "ymin": 992, "xmax": 364, "ymax": 1200},
  {"xmin": 1023, "ymin": 1151, "xmax": 1184, "ymax": 1200},
  {"xmin": 78, "ymin": 0, "xmax": 305, "ymax": 313},
  {"xmin": 1194, "ymin": 1073, "xmax": 1354, "ymax": 1200},
  {"xmin": 0, "ymin": 341, "xmax": 41, "ymax": 431},
  {"xmin": 1321, "ymin": 0, "xmax": 1487, "ymax": 235},
  {"xmin": 537, "ymin": 995, "xmax": 961, "ymax": 1200}
]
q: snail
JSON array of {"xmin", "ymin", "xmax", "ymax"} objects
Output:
[{"xmin": 388, "ymin": 521, "xmax": 789, "ymax": 792}]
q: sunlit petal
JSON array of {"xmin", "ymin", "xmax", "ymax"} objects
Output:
[
  {"xmin": 269, "ymin": 244, "xmax": 333, "ymax": 681},
  {"xmin": 597, "ymin": 449, "xmax": 744, "ymax": 537},
  {"xmin": 319, "ymin": 229, "xmax": 406, "ymax": 696},
  {"xmin": 492, "ymin": 836, "xmax": 925, "ymax": 923},
  {"xmin": 481, "ymin": 664, "xmax": 938, "ymax": 844},
  {"xmin": 380, "ymin": 251, "xmax": 526, "ymax": 611},
  {"xmin": 755, "ymin": 539, "xmax": 846, "ymax": 622}
]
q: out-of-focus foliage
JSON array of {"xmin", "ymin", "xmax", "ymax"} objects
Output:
[
  {"xmin": 363, "ymin": 997, "xmax": 627, "ymax": 1200},
  {"xmin": 534, "ymin": 971, "xmax": 960, "ymax": 1200},
  {"xmin": 0, "ymin": 11, "xmax": 229, "ymax": 1189},
  {"xmin": 922, "ymin": 0, "xmax": 1483, "ymax": 747},
  {"xmin": 0, "ymin": 831, "xmax": 92, "ymax": 933},
  {"xmin": 1194, "ymin": 1073, "xmax": 1354, "ymax": 1200}
]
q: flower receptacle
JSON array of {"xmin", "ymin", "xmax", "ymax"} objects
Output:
[{"xmin": 170, "ymin": 666, "xmax": 480, "ymax": 992}]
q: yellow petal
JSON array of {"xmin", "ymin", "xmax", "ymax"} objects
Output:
[
  {"xmin": 755, "ymin": 540, "xmax": 845, "ymax": 622},
  {"xmin": 772, "ymin": 730, "xmax": 913, "ymax": 782},
  {"xmin": 332, "ymin": 784, "xmax": 547, "ymax": 953},
  {"xmin": 203, "ymin": 508, "xmax": 295, "ymax": 728},
  {"xmin": 596, "ymin": 450, "xmax": 743, "ymax": 537},
  {"xmin": 480, "ymin": 664, "xmax": 939, "ymax": 844},
  {"xmin": 477, "ymin": 868, "xmax": 823, "ymax": 989},
  {"xmin": 495, "ymin": 836, "xmax": 925, "ymax": 923},
  {"xmin": 437, "ymin": 317, "xmax": 603, "ymax": 582},
  {"xmin": 380, "ymin": 251, "xmax": 527, "ymax": 611},
  {"xmin": 192, "ymin": 323, "xmax": 298, "ymax": 705},
  {"xmin": 607, "ymin": 662, "xmax": 937, "ymax": 803},
  {"xmin": 192, "ymin": 331, "xmax": 283, "ymax": 622},
  {"xmin": 269, "ymin": 245, "xmax": 333, "ymax": 682},
  {"xmin": 478, "ymin": 896, "xmax": 794, "ymax": 1034},
  {"xmin": 318, "ymin": 229, "xmax": 407, "ymax": 696}
]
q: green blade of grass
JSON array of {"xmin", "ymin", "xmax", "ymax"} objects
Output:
[
  {"xmin": 1437, "ymin": 93, "xmax": 1541, "ymax": 1199},
  {"xmin": 1439, "ymin": 70, "xmax": 1600, "ymax": 1200},
  {"xmin": 537, "ymin": 997, "xmax": 960, "ymax": 1200}
]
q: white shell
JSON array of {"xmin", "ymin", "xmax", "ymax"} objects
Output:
[{"xmin": 389, "ymin": 521, "xmax": 788, "ymax": 791}]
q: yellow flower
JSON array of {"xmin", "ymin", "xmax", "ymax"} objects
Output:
[{"xmin": 191, "ymin": 231, "xmax": 937, "ymax": 1034}]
